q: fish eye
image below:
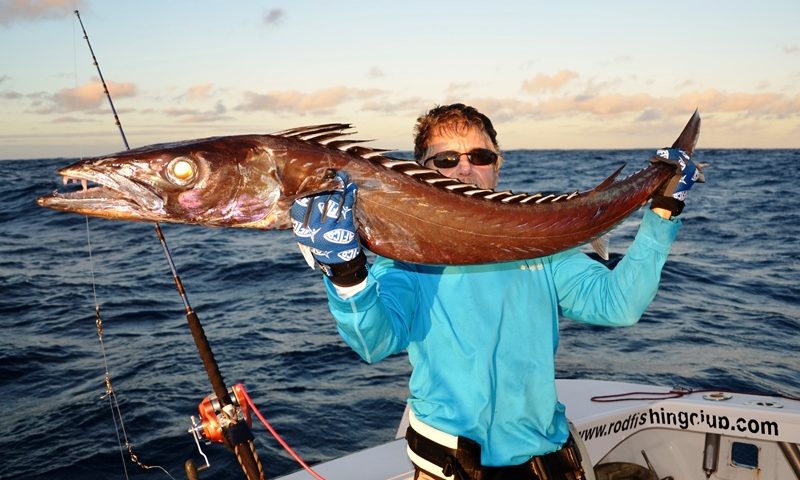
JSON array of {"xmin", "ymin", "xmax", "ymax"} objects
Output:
[{"xmin": 167, "ymin": 157, "xmax": 197, "ymax": 185}]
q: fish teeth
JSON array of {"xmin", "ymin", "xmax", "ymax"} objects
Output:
[{"xmin": 61, "ymin": 176, "xmax": 90, "ymax": 191}]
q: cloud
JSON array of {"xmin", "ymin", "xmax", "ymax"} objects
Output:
[
  {"xmin": 544, "ymin": 93, "xmax": 656, "ymax": 115},
  {"xmin": 446, "ymin": 82, "xmax": 474, "ymax": 92},
  {"xmin": 36, "ymin": 78, "xmax": 137, "ymax": 113},
  {"xmin": 1, "ymin": 91, "xmax": 23, "ymax": 100},
  {"xmin": 183, "ymin": 83, "xmax": 214, "ymax": 101},
  {"xmin": 51, "ymin": 115, "xmax": 93, "ymax": 123},
  {"xmin": 362, "ymin": 97, "xmax": 428, "ymax": 114},
  {"xmin": 676, "ymin": 89, "xmax": 800, "ymax": 116},
  {"xmin": 635, "ymin": 108, "xmax": 665, "ymax": 122},
  {"xmin": 609, "ymin": 55, "xmax": 633, "ymax": 64},
  {"xmin": 521, "ymin": 70, "xmax": 579, "ymax": 94},
  {"xmin": 675, "ymin": 79, "xmax": 699, "ymax": 90},
  {"xmin": 449, "ymin": 88, "xmax": 800, "ymax": 124},
  {"xmin": 164, "ymin": 101, "xmax": 230, "ymax": 123},
  {"xmin": 0, "ymin": 0, "xmax": 84, "ymax": 26},
  {"xmin": 263, "ymin": 8, "xmax": 285, "ymax": 26},
  {"xmin": 443, "ymin": 96, "xmax": 539, "ymax": 123},
  {"xmin": 368, "ymin": 66, "xmax": 384, "ymax": 79},
  {"xmin": 237, "ymin": 86, "xmax": 384, "ymax": 114},
  {"xmin": 784, "ymin": 45, "xmax": 800, "ymax": 54}
]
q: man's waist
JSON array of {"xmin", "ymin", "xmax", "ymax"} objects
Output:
[{"xmin": 405, "ymin": 410, "xmax": 585, "ymax": 480}]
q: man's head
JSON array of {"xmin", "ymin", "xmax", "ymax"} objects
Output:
[{"xmin": 413, "ymin": 103, "xmax": 502, "ymax": 189}]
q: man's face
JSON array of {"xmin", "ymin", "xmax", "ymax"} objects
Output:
[{"xmin": 422, "ymin": 126, "xmax": 500, "ymax": 190}]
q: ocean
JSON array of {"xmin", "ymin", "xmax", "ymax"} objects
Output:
[{"xmin": 1, "ymin": 149, "xmax": 798, "ymax": 479}]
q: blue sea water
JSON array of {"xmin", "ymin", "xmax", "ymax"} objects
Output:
[{"xmin": 0, "ymin": 149, "xmax": 798, "ymax": 479}]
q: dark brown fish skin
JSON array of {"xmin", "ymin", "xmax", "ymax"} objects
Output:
[{"xmin": 37, "ymin": 112, "xmax": 700, "ymax": 265}]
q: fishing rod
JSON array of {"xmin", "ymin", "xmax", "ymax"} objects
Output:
[{"xmin": 74, "ymin": 10, "xmax": 264, "ymax": 480}]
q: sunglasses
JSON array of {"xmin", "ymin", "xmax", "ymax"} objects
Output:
[{"xmin": 423, "ymin": 148, "xmax": 499, "ymax": 169}]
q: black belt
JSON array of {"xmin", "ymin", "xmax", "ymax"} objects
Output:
[{"xmin": 406, "ymin": 425, "xmax": 586, "ymax": 480}]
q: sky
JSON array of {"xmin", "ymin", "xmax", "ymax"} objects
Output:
[{"xmin": 1, "ymin": 0, "xmax": 799, "ymax": 159}]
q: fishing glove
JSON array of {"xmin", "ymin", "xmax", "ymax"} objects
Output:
[
  {"xmin": 290, "ymin": 171, "xmax": 367, "ymax": 287},
  {"xmin": 650, "ymin": 148, "xmax": 704, "ymax": 217}
]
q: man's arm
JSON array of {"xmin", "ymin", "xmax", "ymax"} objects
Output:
[
  {"xmin": 290, "ymin": 172, "xmax": 413, "ymax": 363},
  {"xmin": 323, "ymin": 258, "xmax": 417, "ymax": 363},
  {"xmin": 552, "ymin": 209, "xmax": 681, "ymax": 326},
  {"xmin": 552, "ymin": 147, "xmax": 702, "ymax": 325}
]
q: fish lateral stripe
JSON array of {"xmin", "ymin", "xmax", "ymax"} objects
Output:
[
  {"xmin": 360, "ymin": 149, "xmax": 393, "ymax": 159},
  {"xmin": 485, "ymin": 191, "xmax": 515, "ymax": 200},
  {"xmin": 400, "ymin": 168, "xmax": 436, "ymax": 176},
  {"xmin": 501, "ymin": 193, "xmax": 529, "ymax": 203},
  {"xmin": 425, "ymin": 178, "xmax": 457, "ymax": 185},
  {"xmin": 381, "ymin": 160, "xmax": 421, "ymax": 169},
  {"xmin": 464, "ymin": 189, "xmax": 494, "ymax": 196},
  {"xmin": 445, "ymin": 184, "xmax": 478, "ymax": 192}
]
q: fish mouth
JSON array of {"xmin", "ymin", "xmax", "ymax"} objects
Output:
[{"xmin": 37, "ymin": 165, "xmax": 165, "ymax": 221}]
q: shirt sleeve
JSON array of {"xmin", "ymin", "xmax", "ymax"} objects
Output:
[
  {"xmin": 322, "ymin": 257, "xmax": 417, "ymax": 363},
  {"xmin": 551, "ymin": 209, "xmax": 682, "ymax": 326}
]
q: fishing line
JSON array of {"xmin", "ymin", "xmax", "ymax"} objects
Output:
[
  {"xmin": 72, "ymin": 11, "xmax": 131, "ymax": 478},
  {"xmin": 240, "ymin": 388, "xmax": 326, "ymax": 480},
  {"xmin": 84, "ymin": 218, "xmax": 130, "ymax": 479},
  {"xmin": 73, "ymin": 10, "xmax": 175, "ymax": 479},
  {"xmin": 74, "ymin": 10, "xmax": 264, "ymax": 480}
]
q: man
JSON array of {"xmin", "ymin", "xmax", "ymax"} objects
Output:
[{"xmin": 290, "ymin": 104, "xmax": 699, "ymax": 480}]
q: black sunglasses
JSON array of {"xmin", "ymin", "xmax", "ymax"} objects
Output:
[{"xmin": 423, "ymin": 148, "xmax": 499, "ymax": 169}]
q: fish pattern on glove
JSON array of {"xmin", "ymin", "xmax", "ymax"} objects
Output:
[
  {"xmin": 655, "ymin": 148, "xmax": 700, "ymax": 202},
  {"xmin": 290, "ymin": 171, "xmax": 361, "ymax": 266}
]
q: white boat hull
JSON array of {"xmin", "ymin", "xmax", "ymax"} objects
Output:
[{"xmin": 277, "ymin": 379, "xmax": 800, "ymax": 480}]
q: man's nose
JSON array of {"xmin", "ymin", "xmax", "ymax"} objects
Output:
[{"xmin": 455, "ymin": 154, "xmax": 472, "ymax": 173}]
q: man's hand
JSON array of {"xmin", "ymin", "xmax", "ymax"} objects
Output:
[
  {"xmin": 651, "ymin": 148, "xmax": 704, "ymax": 218},
  {"xmin": 290, "ymin": 171, "xmax": 367, "ymax": 286}
]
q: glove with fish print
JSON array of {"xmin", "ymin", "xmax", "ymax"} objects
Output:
[
  {"xmin": 650, "ymin": 148, "xmax": 704, "ymax": 217},
  {"xmin": 290, "ymin": 171, "xmax": 368, "ymax": 287}
]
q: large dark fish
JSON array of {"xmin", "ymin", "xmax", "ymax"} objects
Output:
[{"xmin": 37, "ymin": 111, "xmax": 701, "ymax": 265}]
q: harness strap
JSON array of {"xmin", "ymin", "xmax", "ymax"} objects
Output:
[{"xmin": 404, "ymin": 411, "xmax": 587, "ymax": 480}]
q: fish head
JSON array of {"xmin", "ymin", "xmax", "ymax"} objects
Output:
[{"xmin": 36, "ymin": 135, "xmax": 291, "ymax": 228}]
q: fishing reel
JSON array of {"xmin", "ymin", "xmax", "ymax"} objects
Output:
[
  {"xmin": 186, "ymin": 384, "xmax": 254, "ymax": 479},
  {"xmin": 192, "ymin": 383, "xmax": 253, "ymax": 444}
]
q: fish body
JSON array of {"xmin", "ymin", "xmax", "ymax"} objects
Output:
[{"xmin": 37, "ymin": 112, "xmax": 701, "ymax": 265}]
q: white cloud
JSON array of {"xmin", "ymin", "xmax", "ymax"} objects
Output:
[
  {"xmin": 237, "ymin": 87, "xmax": 384, "ymax": 114},
  {"xmin": 521, "ymin": 70, "xmax": 579, "ymax": 94},
  {"xmin": 35, "ymin": 78, "xmax": 137, "ymax": 113},
  {"xmin": 0, "ymin": 0, "xmax": 84, "ymax": 26},
  {"xmin": 368, "ymin": 66, "xmax": 384, "ymax": 79}
]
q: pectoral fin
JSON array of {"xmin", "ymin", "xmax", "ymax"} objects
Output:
[{"xmin": 591, "ymin": 235, "xmax": 610, "ymax": 261}]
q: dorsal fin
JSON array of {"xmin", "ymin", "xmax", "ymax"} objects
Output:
[
  {"xmin": 273, "ymin": 123, "xmax": 353, "ymax": 138},
  {"xmin": 325, "ymin": 139, "xmax": 371, "ymax": 149},
  {"xmin": 593, "ymin": 163, "xmax": 626, "ymax": 191},
  {"xmin": 671, "ymin": 109, "xmax": 701, "ymax": 155},
  {"xmin": 345, "ymin": 145, "xmax": 393, "ymax": 158},
  {"xmin": 273, "ymin": 123, "xmax": 586, "ymax": 207},
  {"xmin": 304, "ymin": 131, "xmax": 356, "ymax": 143}
]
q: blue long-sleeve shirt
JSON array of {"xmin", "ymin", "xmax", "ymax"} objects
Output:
[{"xmin": 323, "ymin": 209, "xmax": 681, "ymax": 466}]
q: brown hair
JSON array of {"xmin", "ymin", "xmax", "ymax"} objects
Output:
[{"xmin": 413, "ymin": 103, "xmax": 500, "ymax": 162}]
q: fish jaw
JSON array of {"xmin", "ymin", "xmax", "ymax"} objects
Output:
[
  {"xmin": 36, "ymin": 136, "xmax": 290, "ymax": 228},
  {"xmin": 37, "ymin": 159, "xmax": 167, "ymax": 222}
]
